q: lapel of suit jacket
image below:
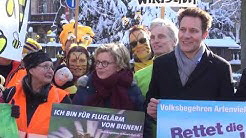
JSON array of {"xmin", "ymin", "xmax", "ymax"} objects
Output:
[{"xmin": 185, "ymin": 49, "xmax": 214, "ymax": 86}]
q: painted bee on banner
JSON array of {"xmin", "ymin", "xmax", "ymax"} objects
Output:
[
  {"xmin": 0, "ymin": 30, "xmax": 7, "ymax": 54},
  {"xmin": 12, "ymin": 31, "xmax": 22, "ymax": 49}
]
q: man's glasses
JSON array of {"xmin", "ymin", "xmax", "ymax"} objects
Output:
[
  {"xmin": 129, "ymin": 38, "xmax": 147, "ymax": 48},
  {"xmin": 95, "ymin": 60, "xmax": 115, "ymax": 68},
  {"xmin": 37, "ymin": 65, "xmax": 54, "ymax": 71}
]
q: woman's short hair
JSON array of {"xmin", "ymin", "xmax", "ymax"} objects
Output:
[
  {"xmin": 150, "ymin": 18, "xmax": 179, "ymax": 45},
  {"xmin": 94, "ymin": 43, "xmax": 131, "ymax": 70}
]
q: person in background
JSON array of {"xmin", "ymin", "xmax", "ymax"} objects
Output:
[
  {"xmin": 73, "ymin": 43, "xmax": 144, "ymax": 111},
  {"xmin": 146, "ymin": 7, "xmax": 234, "ymax": 121},
  {"xmin": 134, "ymin": 18, "xmax": 178, "ymax": 97},
  {"xmin": 59, "ymin": 21, "xmax": 95, "ymax": 56},
  {"xmin": 56, "ymin": 21, "xmax": 94, "ymax": 66},
  {"xmin": 0, "ymin": 74, "xmax": 20, "ymax": 120},
  {"xmin": 6, "ymin": 38, "xmax": 42, "ymax": 88},
  {"xmin": 0, "ymin": 57, "xmax": 21, "ymax": 86},
  {"xmin": 3, "ymin": 50, "xmax": 71, "ymax": 137},
  {"xmin": 134, "ymin": 19, "xmax": 178, "ymax": 138},
  {"xmin": 129, "ymin": 26, "xmax": 154, "ymax": 72},
  {"xmin": 52, "ymin": 45, "xmax": 91, "ymax": 99},
  {"xmin": 66, "ymin": 45, "xmax": 91, "ymax": 83}
]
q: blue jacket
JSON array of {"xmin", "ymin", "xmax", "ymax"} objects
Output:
[{"xmin": 72, "ymin": 74, "xmax": 144, "ymax": 111}]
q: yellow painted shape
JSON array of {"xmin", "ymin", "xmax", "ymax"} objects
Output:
[
  {"xmin": 7, "ymin": 0, "xmax": 15, "ymax": 16},
  {"xmin": 19, "ymin": 0, "xmax": 26, "ymax": 6},
  {"xmin": 0, "ymin": 38, "xmax": 7, "ymax": 50}
]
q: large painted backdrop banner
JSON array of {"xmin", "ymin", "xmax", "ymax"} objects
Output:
[
  {"xmin": 48, "ymin": 104, "xmax": 145, "ymax": 138},
  {"xmin": 0, "ymin": 0, "xmax": 30, "ymax": 61},
  {"xmin": 0, "ymin": 103, "xmax": 18, "ymax": 138},
  {"xmin": 157, "ymin": 100, "xmax": 246, "ymax": 138}
]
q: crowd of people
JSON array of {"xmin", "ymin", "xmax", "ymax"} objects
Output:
[{"xmin": 0, "ymin": 7, "xmax": 246, "ymax": 138}]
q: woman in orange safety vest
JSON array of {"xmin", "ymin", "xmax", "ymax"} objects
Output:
[{"xmin": 3, "ymin": 50, "xmax": 71, "ymax": 138}]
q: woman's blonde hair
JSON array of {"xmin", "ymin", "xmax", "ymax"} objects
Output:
[{"xmin": 94, "ymin": 43, "xmax": 131, "ymax": 70}]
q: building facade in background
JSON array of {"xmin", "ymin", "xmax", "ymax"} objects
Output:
[
  {"xmin": 28, "ymin": 0, "xmax": 61, "ymax": 43},
  {"xmin": 27, "ymin": 0, "xmax": 242, "ymax": 72}
]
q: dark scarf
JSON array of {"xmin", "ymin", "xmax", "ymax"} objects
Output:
[
  {"xmin": 87, "ymin": 69, "xmax": 135, "ymax": 110},
  {"xmin": 22, "ymin": 75, "xmax": 51, "ymax": 103}
]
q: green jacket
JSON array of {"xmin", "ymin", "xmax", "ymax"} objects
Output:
[{"xmin": 134, "ymin": 64, "xmax": 153, "ymax": 97}]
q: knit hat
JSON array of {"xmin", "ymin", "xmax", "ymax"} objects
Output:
[
  {"xmin": 22, "ymin": 38, "xmax": 42, "ymax": 56},
  {"xmin": 23, "ymin": 50, "xmax": 52, "ymax": 70}
]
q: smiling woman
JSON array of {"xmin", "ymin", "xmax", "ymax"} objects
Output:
[
  {"xmin": 2, "ymin": 50, "xmax": 72, "ymax": 137},
  {"xmin": 73, "ymin": 43, "xmax": 144, "ymax": 111}
]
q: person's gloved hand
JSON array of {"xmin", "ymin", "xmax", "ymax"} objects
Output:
[{"xmin": 11, "ymin": 100, "xmax": 20, "ymax": 118}]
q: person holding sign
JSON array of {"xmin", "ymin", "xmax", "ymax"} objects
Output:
[
  {"xmin": 2, "ymin": 50, "xmax": 71, "ymax": 137},
  {"xmin": 73, "ymin": 43, "xmax": 144, "ymax": 111},
  {"xmin": 146, "ymin": 7, "xmax": 234, "ymax": 119}
]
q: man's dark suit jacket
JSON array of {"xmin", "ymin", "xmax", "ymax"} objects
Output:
[
  {"xmin": 236, "ymin": 68, "xmax": 246, "ymax": 98},
  {"xmin": 145, "ymin": 48, "xmax": 234, "ymax": 103}
]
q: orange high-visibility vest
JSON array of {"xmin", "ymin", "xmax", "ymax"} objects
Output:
[
  {"xmin": 6, "ymin": 69, "xmax": 26, "ymax": 88},
  {"xmin": 10, "ymin": 83, "xmax": 68, "ymax": 138},
  {"xmin": 5, "ymin": 61, "xmax": 21, "ymax": 86}
]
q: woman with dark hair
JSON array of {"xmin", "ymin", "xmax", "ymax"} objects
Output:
[
  {"xmin": 53, "ymin": 45, "xmax": 91, "ymax": 99},
  {"xmin": 66, "ymin": 45, "xmax": 91, "ymax": 82},
  {"xmin": 2, "ymin": 50, "xmax": 71, "ymax": 137}
]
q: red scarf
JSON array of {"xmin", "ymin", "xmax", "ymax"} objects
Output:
[{"xmin": 87, "ymin": 69, "xmax": 135, "ymax": 110}]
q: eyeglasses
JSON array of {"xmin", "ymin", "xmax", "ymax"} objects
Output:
[
  {"xmin": 129, "ymin": 38, "xmax": 147, "ymax": 48},
  {"xmin": 37, "ymin": 65, "xmax": 54, "ymax": 71},
  {"xmin": 95, "ymin": 60, "xmax": 115, "ymax": 68}
]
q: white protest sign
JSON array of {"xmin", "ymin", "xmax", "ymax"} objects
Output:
[
  {"xmin": 137, "ymin": 0, "xmax": 197, "ymax": 7},
  {"xmin": 0, "ymin": 0, "xmax": 30, "ymax": 61}
]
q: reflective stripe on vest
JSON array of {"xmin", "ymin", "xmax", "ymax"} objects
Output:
[{"xmin": 19, "ymin": 130, "xmax": 47, "ymax": 138}]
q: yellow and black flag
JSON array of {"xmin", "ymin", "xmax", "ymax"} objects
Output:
[{"xmin": 18, "ymin": 0, "xmax": 27, "ymax": 32}]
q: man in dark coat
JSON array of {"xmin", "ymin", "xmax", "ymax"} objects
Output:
[
  {"xmin": 145, "ymin": 7, "xmax": 234, "ymax": 122},
  {"xmin": 235, "ymin": 69, "xmax": 246, "ymax": 98}
]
